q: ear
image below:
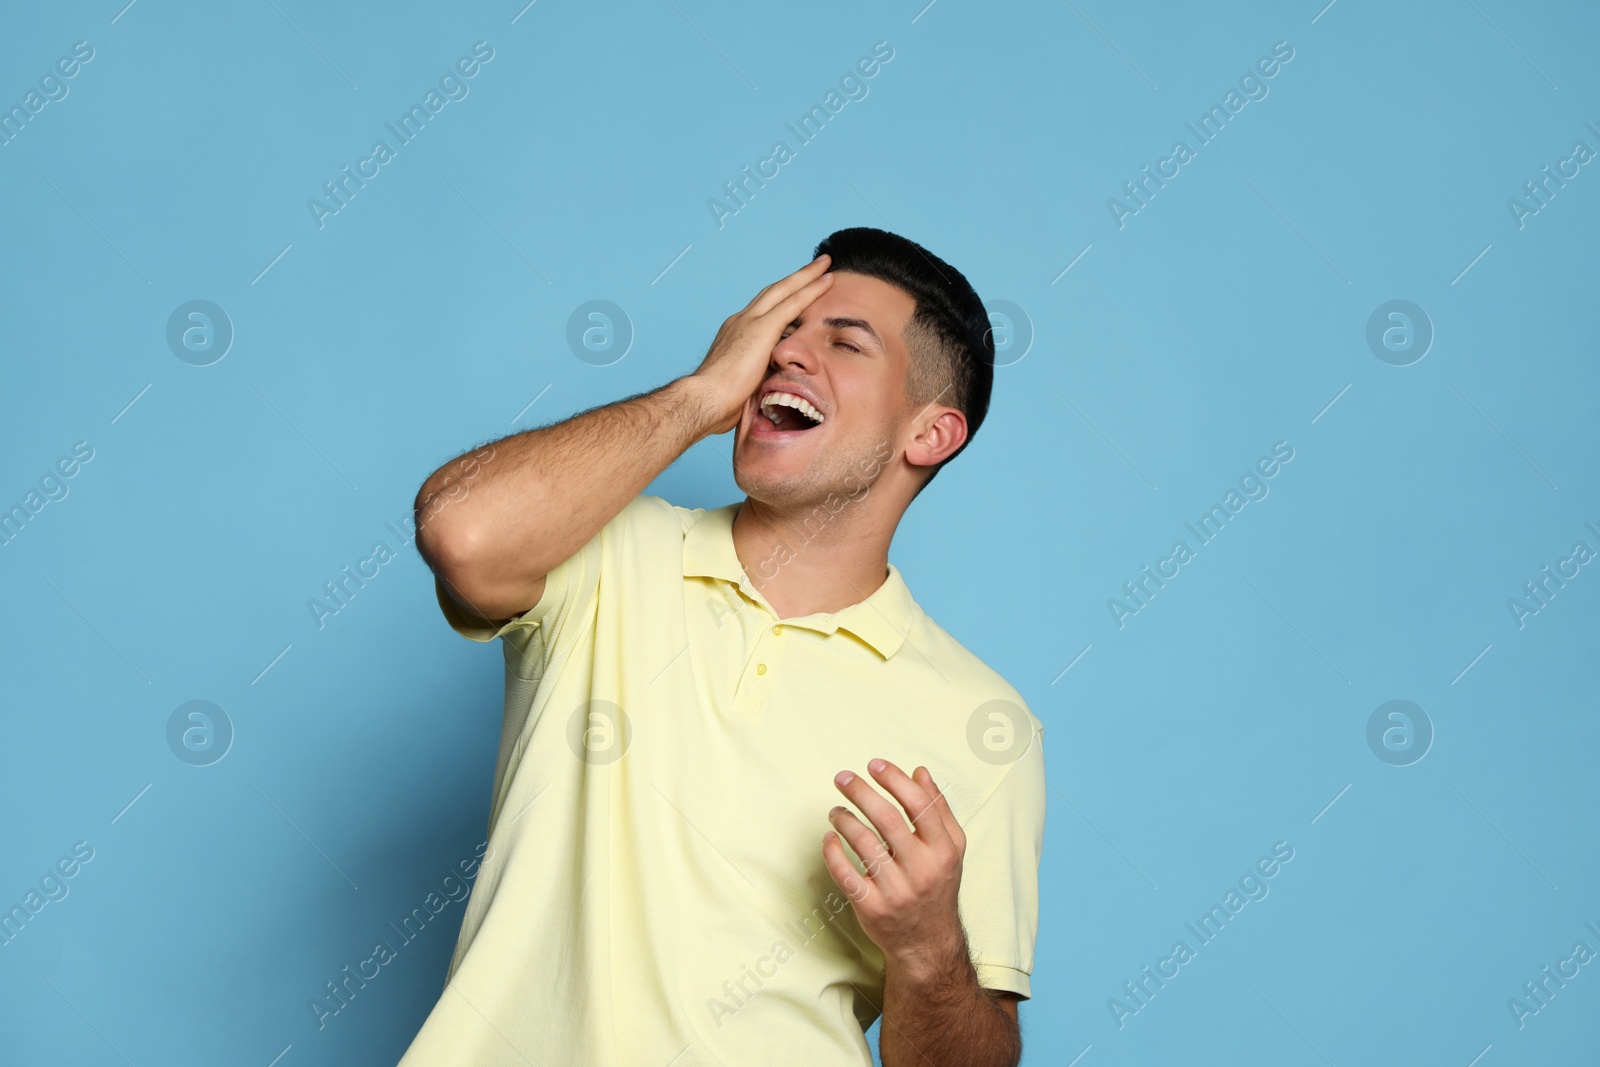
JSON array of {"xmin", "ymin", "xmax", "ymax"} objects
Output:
[{"xmin": 903, "ymin": 406, "xmax": 967, "ymax": 472}]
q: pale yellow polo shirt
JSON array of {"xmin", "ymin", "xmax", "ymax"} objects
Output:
[{"xmin": 399, "ymin": 493, "xmax": 1045, "ymax": 1066}]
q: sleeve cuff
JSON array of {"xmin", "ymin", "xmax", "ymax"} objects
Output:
[
  {"xmin": 434, "ymin": 575, "xmax": 529, "ymax": 642},
  {"xmin": 974, "ymin": 962, "xmax": 1031, "ymax": 1000}
]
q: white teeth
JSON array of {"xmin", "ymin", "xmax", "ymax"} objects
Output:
[{"xmin": 759, "ymin": 391, "xmax": 825, "ymax": 426}]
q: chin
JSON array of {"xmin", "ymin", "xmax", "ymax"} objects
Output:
[
  {"xmin": 733, "ymin": 457, "xmax": 815, "ymax": 506},
  {"xmin": 733, "ymin": 461, "xmax": 793, "ymax": 502}
]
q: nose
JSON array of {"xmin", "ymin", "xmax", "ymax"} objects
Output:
[{"xmin": 770, "ymin": 324, "xmax": 821, "ymax": 374}]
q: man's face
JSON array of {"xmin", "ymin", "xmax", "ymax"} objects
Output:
[{"xmin": 732, "ymin": 270, "xmax": 918, "ymax": 508}]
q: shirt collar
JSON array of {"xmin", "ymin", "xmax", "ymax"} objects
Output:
[{"xmin": 683, "ymin": 502, "xmax": 916, "ymax": 661}]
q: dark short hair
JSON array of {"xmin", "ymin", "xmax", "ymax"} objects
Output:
[{"xmin": 811, "ymin": 227, "xmax": 994, "ymax": 496}]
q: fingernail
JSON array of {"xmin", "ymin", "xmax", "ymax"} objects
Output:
[
  {"xmin": 830, "ymin": 805, "xmax": 845, "ymax": 816},
  {"xmin": 835, "ymin": 771, "xmax": 854, "ymax": 786},
  {"xmin": 868, "ymin": 758, "xmax": 886, "ymax": 773}
]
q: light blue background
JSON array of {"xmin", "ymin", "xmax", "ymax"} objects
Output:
[{"xmin": 2, "ymin": 1, "xmax": 1597, "ymax": 1064}]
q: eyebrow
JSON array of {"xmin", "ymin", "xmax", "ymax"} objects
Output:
[{"xmin": 789, "ymin": 314, "xmax": 885, "ymax": 352}]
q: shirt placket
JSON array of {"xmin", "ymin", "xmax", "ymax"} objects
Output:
[{"xmin": 730, "ymin": 620, "xmax": 791, "ymax": 719}]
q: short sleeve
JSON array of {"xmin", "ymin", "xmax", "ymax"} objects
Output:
[
  {"xmin": 431, "ymin": 498, "xmax": 624, "ymax": 680},
  {"xmin": 956, "ymin": 718, "xmax": 1046, "ymax": 1000}
]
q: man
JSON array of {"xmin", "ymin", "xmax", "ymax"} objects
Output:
[{"xmin": 402, "ymin": 227, "xmax": 1045, "ymax": 1066}]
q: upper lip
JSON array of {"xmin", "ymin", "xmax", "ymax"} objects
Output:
[{"xmin": 756, "ymin": 380, "xmax": 827, "ymax": 420}]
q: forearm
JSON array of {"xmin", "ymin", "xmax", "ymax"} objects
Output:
[
  {"xmin": 414, "ymin": 375, "xmax": 714, "ymax": 612},
  {"xmin": 879, "ymin": 936, "xmax": 1020, "ymax": 1067}
]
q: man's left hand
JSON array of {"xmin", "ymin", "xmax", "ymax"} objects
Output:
[{"xmin": 821, "ymin": 758, "xmax": 968, "ymax": 979}]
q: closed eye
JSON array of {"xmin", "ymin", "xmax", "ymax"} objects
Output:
[{"xmin": 778, "ymin": 324, "xmax": 864, "ymax": 354}]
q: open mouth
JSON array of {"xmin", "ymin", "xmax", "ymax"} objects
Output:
[{"xmin": 757, "ymin": 392, "xmax": 825, "ymax": 433}]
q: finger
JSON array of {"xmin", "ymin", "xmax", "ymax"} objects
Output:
[
  {"xmin": 758, "ymin": 268, "xmax": 838, "ymax": 331},
  {"xmin": 755, "ymin": 270, "xmax": 835, "ymax": 335},
  {"xmin": 827, "ymin": 805, "xmax": 901, "ymax": 886},
  {"xmin": 916, "ymin": 766, "xmax": 965, "ymax": 849},
  {"xmin": 742, "ymin": 264, "xmax": 796, "ymax": 315},
  {"xmin": 834, "ymin": 768, "xmax": 917, "ymax": 855},
  {"xmin": 822, "ymin": 829, "xmax": 873, "ymax": 904},
  {"xmin": 745, "ymin": 262, "xmax": 832, "ymax": 326},
  {"xmin": 748, "ymin": 255, "xmax": 832, "ymax": 318},
  {"xmin": 870, "ymin": 759, "xmax": 953, "ymax": 849}
]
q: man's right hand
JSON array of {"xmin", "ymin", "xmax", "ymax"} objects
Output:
[
  {"xmin": 689, "ymin": 253, "xmax": 835, "ymax": 435},
  {"xmin": 415, "ymin": 254, "xmax": 837, "ymax": 624}
]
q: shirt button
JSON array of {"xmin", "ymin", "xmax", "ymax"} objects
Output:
[
  {"xmin": 756, "ymin": 663, "xmax": 767, "ymax": 675},
  {"xmin": 772, "ymin": 624, "xmax": 783, "ymax": 635}
]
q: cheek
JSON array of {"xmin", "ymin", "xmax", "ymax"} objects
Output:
[{"xmin": 841, "ymin": 368, "xmax": 898, "ymax": 423}]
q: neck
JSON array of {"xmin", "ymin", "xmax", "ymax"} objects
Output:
[{"xmin": 732, "ymin": 494, "xmax": 896, "ymax": 619}]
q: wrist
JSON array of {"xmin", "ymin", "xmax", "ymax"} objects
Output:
[
  {"xmin": 671, "ymin": 373, "xmax": 732, "ymax": 439},
  {"xmin": 884, "ymin": 928, "xmax": 972, "ymax": 993}
]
